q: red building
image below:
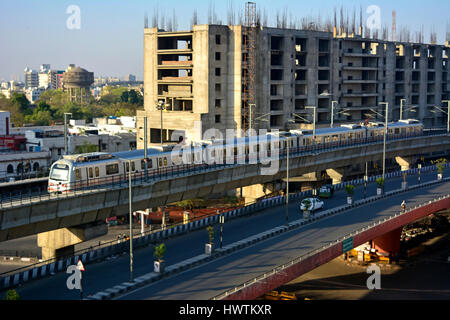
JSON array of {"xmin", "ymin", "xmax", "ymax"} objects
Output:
[{"xmin": 0, "ymin": 135, "xmax": 27, "ymax": 151}]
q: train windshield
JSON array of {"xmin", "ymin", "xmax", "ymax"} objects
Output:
[{"xmin": 50, "ymin": 164, "xmax": 70, "ymax": 181}]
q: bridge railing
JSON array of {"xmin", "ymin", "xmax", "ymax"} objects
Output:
[
  {"xmin": 0, "ymin": 132, "xmax": 448, "ymax": 209},
  {"xmin": 211, "ymin": 177, "xmax": 450, "ymax": 300}
]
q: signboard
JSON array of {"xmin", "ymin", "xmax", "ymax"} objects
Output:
[{"xmin": 342, "ymin": 237, "xmax": 354, "ymax": 253}]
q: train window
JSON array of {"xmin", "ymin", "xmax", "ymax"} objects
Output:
[
  {"xmin": 332, "ymin": 135, "xmax": 339, "ymax": 142},
  {"xmin": 95, "ymin": 167, "xmax": 99, "ymax": 177},
  {"xmin": 163, "ymin": 157, "xmax": 168, "ymax": 166},
  {"xmin": 125, "ymin": 162, "xmax": 130, "ymax": 172},
  {"xmin": 233, "ymin": 147, "xmax": 238, "ymax": 156},
  {"xmin": 106, "ymin": 164, "xmax": 119, "ymax": 175},
  {"xmin": 75, "ymin": 169, "xmax": 81, "ymax": 180},
  {"xmin": 395, "ymin": 128, "xmax": 400, "ymax": 134},
  {"xmin": 158, "ymin": 158, "xmax": 162, "ymax": 167},
  {"xmin": 131, "ymin": 161, "xmax": 136, "ymax": 171},
  {"xmin": 141, "ymin": 160, "xmax": 145, "ymax": 170},
  {"xmin": 88, "ymin": 167, "xmax": 93, "ymax": 178},
  {"xmin": 149, "ymin": 158, "xmax": 153, "ymax": 168}
]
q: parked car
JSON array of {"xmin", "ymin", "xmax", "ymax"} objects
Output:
[{"xmin": 300, "ymin": 197, "xmax": 324, "ymax": 212}]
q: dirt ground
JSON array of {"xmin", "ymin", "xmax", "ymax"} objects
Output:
[{"xmin": 276, "ymin": 233, "xmax": 450, "ymax": 300}]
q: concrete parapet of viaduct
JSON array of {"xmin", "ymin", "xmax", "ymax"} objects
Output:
[{"xmin": 0, "ymin": 134, "xmax": 449, "ymax": 242}]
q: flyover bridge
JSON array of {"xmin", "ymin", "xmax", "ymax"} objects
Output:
[
  {"xmin": 111, "ymin": 178, "xmax": 450, "ymax": 300},
  {"xmin": 0, "ymin": 132, "xmax": 449, "ymax": 258}
]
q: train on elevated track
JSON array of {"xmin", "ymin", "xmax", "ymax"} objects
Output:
[{"xmin": 48, "ymin": 120, "xmax": 423, "ymax": 193}]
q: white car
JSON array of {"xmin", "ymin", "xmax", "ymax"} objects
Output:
[{"xmin": 300, "ymin": 197, "xmax": 324, "ymax": 212}]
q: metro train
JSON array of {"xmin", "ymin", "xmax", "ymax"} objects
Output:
[{"xmin": 47, "ymin": 119, "xmax": 423, "ymax": 193}]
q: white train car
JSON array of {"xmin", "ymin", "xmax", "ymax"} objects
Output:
[{"xmin": 48, "ymin": 120, "xmax": 424, "ymax": 193}]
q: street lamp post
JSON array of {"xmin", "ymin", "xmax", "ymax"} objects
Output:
[
  {"xmin": 286, "ymin": 136, "xmax": 289, "ymax": 226},
  {"xmin": 64, "ymin": 113, "xmax": 72, "ymax": 155},
  {"xmin": 379, "ymin": 102, "xmax": 389, "ymax": 188},
  {"xmin": 330, "ymin": 101, "xmax": 338, "ymax": 128},
  {"xmin": 305, "ymin": 106, "xmax": 317, "ymax": 139},
  {"xmin": 400, "ymin": 99, "xmax": 406, "ymax": 121},
  {"xmin": 127, "ymin": 160, "xmax": 134, "ymax": 283},
  {"xmin": 156, "ymin": 100, "xmax": 170, "ymax": 146}
]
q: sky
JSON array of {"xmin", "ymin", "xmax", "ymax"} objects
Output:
[{"xmin": 0, "ymin": 0, "xmax": 449, "ymax": 82}]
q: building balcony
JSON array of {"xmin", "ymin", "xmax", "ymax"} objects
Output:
[
  {"xmin": 342, "ymin": 52, "xmax": 379, "ymax": 58},
  {"xmin": 157, "ymin": 49, "xmax": 193, "ymax": 55},
  {"xmin": 158, "ymin": 61, "xmax": 193, "ymax": 69},
  {"xmin": 342, "ymin": 92, "xmax": 379, "ymax": 97},
  {"xmin": 158, "ymin": 76, "xmax": 193, "ymax": 83},
  {"xmin": 342, "ymin": 66, "xmax": 379, "ymax": 71},
  {"xmin": 342, "ymin": 79, "xmax": 378, "ymax": 84}
]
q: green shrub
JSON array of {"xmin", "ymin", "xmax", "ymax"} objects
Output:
[
  {"xmin": 376, "ymin": 177, "xmax": 385, "ymax": 188},
  {"xmin": 206, "ymin": 226, "xmax": 215, "ymax": 244},
  {"xmin": 153, "ymin": 243, "xmax": 166, "ymax": 262},
  {"xmin": 345, "ymin": 185, "xmax": 355, "ymax": 197},
  {"xmin": 5, "ymin": 289, "xmax": 20, "ymax": 300}
]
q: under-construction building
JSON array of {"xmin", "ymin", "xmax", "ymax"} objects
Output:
[{"xmin": 137, "ymin": 21, "xmax": 450, "ymax": 146}]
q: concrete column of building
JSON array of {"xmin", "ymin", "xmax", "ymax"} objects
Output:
[
  {"xmin": 37, "ymin": 223, "xmax": 107, "ymax": 261},
  {"xmin": 395, "ymin": 156, "xmax": 416, "ymax": 171},
  {"xmin": 326, "ymin": 168, "xmax": 345, "ymax": 185},
  {"xmin": 371, "ymin": 227, "xmax": 403, "ymax": 256}
]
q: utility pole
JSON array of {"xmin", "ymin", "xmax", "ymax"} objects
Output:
[
  {"xmin": 144, "ymin": 116, "xmax": 148, "ymax": 180},
  {"xmin": 364, "ymin": 161, "xmax": 368, "ymax": 199},
  {"xmin": 286, "ymin": 136, "xmax": 289, "ymax": 226},
  {"xmin": 64, "ymin": 113, "xmax": 72, "ymax": 155},
  {"xmin": 219, "ymin": 211, "xmax": 224, "ymax": 249},
  {"xmin": 380, "ymin": 102, "xmax": 389, "ymax": 190},
  {"xmin": 128, "ymin": 160, "xmax": 134, "ymax": 283},
  {"xmin": 331, "ymin": 101, "xmax": 338, "ymax": 128},
  {"xmin": 400, "ymin": 99, "xmax": 406, "ymax": 121}
]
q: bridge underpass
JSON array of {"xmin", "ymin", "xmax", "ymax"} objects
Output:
[{"xmin": 0, "ymin": 133, "xmax": 449, "ymax": 260}]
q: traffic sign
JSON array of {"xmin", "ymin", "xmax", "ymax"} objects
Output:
[
  {"xmin": 77, "ymin": 259, "xmax": 85, "ymax": 272},
  {"xmin": 343, "ymin": 237, "xmax": 353, "ymax": 253}
]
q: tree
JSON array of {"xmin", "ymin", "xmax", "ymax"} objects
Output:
[
  {"xmin": 120, "ymin": 91, "xmax": 129, "ymax": 103},
  {"xmin": 10, "ymin": 92, "xmax": 31, "ymax": 115}
]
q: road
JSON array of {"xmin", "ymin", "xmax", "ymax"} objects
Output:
[{"xmin": 10, "ymin": 168, "xmax": 450, "ymax": 300}]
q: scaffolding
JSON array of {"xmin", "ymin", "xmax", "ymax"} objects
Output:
[{"xmin": 242, "ymin": 2, "xmax": 257, "ymax": 133}]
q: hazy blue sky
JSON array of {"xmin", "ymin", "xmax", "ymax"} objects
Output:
[{"xmin": 0, "ymin": 0, "xmax": 448, "ymax": 82}]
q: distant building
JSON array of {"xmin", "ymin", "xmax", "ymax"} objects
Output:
[
  {"xmin": 24, "ymin": 68, "xmax": 38, "ymax": 89},
  {"xmin": 125, "ymin": 74, "xmax": 136, "ymax": 82},
  {"xmin": 62, "ymin": 64, "xmax": 94, "ymax": 103},
  {"xmin": 38, "ymin": 71, "xmax": 50, "ymax": 89},
  {"xmin": 0, "ymin": 110, "xmax": 11, "ymax": 135},
  {"xmin": 25, "ymin": 87, "xmax": 45, "ymax": 103}
]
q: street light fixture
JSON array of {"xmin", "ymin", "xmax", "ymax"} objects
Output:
[
  {"xmin": 156, "ymin": 99, "xmax": 170, "ymax": 146},
  {"xmin": 431, "ymin": 101, "xmax": 450, "ymax": 133}
]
